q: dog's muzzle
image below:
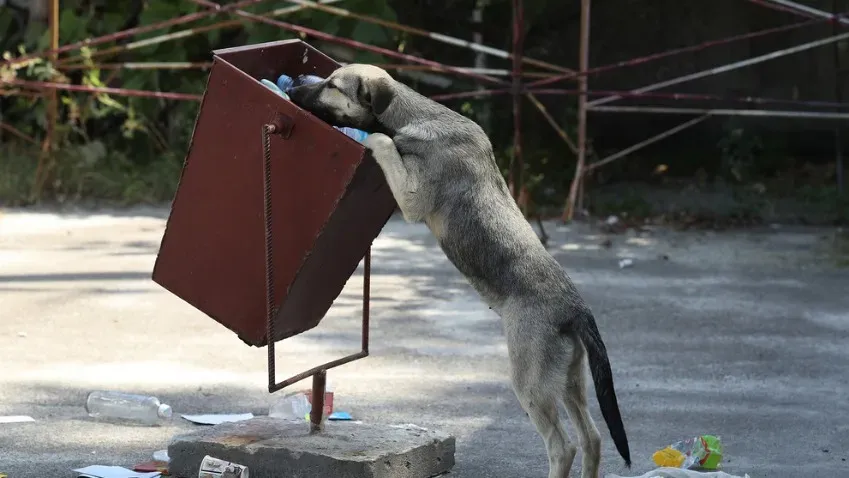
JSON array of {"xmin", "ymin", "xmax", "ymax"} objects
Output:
[{"xmin": 287, "ymin": 83, "xmax": 320, "ymax": 108}]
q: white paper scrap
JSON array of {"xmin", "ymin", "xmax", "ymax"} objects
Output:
[
  {"xmin": 181, "ymin": 413, "xmax": 254, "ymax": 425},
  {"xmin": 0, "ymin": 415, "xmax": 35, "ymax": 423},
  {"xmin": 73, "ymin": 465, "xmax": 160, "ymax": 478}
]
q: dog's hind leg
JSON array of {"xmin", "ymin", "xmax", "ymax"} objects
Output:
[
  {"xmin": 509, "ymin": 335, "xmax": 577, "ymax": 478},
  {"xmin": 561, "ymin": 345, "xmax": 602, "ymax": 478},
  {"xmin": 363, "ymin": 133, "xmax": 425, "ymax": 222},
  {"xmin": 514, "ymin": 386, "xmax": 577, "ymax": 478}
]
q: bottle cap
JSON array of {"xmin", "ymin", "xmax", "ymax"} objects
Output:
[
  {"xmin": 294, "ymin": 74, "xmax": 324, "ymax": 86},
  {"xmin": 157, "ymin": 403, "xmax": 173, "ymax": 420},
  {"xmin": 276, "ymin": 74, "xmax": 295, "ymax": 92}
]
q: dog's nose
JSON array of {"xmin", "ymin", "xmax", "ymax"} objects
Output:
[
  {"xmin": 287, "ymin": 85, "xmax": 303, "ymax": 103},
  {"xmin": 287, "ymin": 84, "xmax": 312, "ymax": 106}
]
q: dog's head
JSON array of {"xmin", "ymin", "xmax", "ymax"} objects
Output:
[{"xmin": 288, "ymin": 64, "xmax": 394, "ymax": 131}]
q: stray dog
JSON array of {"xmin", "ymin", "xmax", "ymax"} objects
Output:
[{"xmin": 289, "ymin": 65, "xmax": 630, "ymax": 478}]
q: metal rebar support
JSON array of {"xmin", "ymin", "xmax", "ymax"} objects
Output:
[
  {"xmin": 563, "ymin": 0, "xmax": 591, "ymax": 222},
  {"xmin": 833, "ymin": 0, "xmax": 845, "ymax": 195},
  {"xmin": 261, "ymin": 123, "xmax": 374, "ymax": 436},
  {"xmin": 510, "ymin": 0, "xmax": 525, "ymax": 203},
  {"xmin": 310, "ymin": 371, "xmax": 327, "ymax": 433}
]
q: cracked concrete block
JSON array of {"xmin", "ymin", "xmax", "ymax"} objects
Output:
[{"xmin": 168, "ymin": 417, "xmax": 455, "ymax": 478}]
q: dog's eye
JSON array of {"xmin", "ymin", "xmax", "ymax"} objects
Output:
[{"xmin": 327, "ymin": 82, "xmax": 338, "ymax": 90}]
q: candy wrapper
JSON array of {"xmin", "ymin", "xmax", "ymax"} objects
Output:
[{"xmin": 652, "ymin": 435, "xmax": 723, "ymax": 470}]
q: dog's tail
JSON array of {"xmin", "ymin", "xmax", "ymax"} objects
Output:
[{"xmin": 578, "ymin": 311, "xmax": 631, "ymax": 468}]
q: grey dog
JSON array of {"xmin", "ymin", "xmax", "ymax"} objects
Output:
[{"xmin": 289, "ymin": 64, "xmax": 630, "ymax": 478}]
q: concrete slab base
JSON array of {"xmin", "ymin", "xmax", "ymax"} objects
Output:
[{"xmin": 168, "ymin": 417, "xmax": 456, "ymax": 478}]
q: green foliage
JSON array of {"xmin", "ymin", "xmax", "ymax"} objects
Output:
[{"xmin": 0, "ymin": 0, "xmax": 399, "ymax": 205}]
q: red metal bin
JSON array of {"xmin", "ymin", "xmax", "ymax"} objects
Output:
[{"xmin": 152, "ymin": 39, "xmax": 396, "ymax": 348}]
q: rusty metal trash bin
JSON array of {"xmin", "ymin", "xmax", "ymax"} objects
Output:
[{"xmin": 151, "ymin": 39, "xmax": 396, "ymax": 423}]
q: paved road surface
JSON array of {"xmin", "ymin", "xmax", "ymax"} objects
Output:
[{"xmin": 1, "ymin": 208, "xmax": 848, "ymax": 477}]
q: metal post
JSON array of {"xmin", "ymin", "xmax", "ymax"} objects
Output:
[
  {"xmin": 472, "ymin": 0, "xmax": 492, "ymax": 134},
  {"xmin": 510, "ymin": 0, "xmax": 525, "ymax": 205},
  {"xmin": 563, "ymin": 0, "xmax": 591, "ymax": 222},
  {"xmin": 32, "ymin": 0, "xmax": 60, "ymax": 200},
  {"xmin": 310, "ymin": 370, "xmax": 327, "ymax": 433},
  {"xmin": 833, "ymin": 0, "xmax": 845, "ymax": 195}
]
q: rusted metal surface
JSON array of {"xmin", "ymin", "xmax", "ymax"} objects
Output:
[
  {"xmin": 152, "ymin": 39, "xmax": 396, "ymax": 348},
  {"xmin": 310, "ymin": 371, "xmax": 327, "ymax": 433}
]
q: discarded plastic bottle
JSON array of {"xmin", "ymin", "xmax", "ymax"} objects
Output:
[
  {"xmin": 268, "ymin": 381, "xmax": 334, "ymax": 424},
  {"xmin": 268, "ymin": 391, "xmax": 312, "ymax": 421},
  {"xmin": 85, "ymin": 390, "xmax": 173, "ymax": 426},
  {"xmin": 277, "ymin": 73, "xmax": 323, "ymax": 90},
  {"xmin": 259, "ymin": 78, "xmax": 290, "ymax": 100}
]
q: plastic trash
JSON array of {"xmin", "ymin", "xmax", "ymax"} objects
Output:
[
  {"xmin": 652, "ymin": 435, "xmax": 723, "ymax": 470},
  {"xmin": 606, "ymin": 468, "xmax": 749, "ymax": 478},
  {"xmin": 274, "ymin": 73, "xmax": 370, "ymax": 143},
  {"xmin": 84, "ymin": 390, "xmax": 172, "ymax": 426},
  {"xmin": 268, "ymin": 391, "xmax": 312, "ymax": 421},
  {"xmin": 277, "ymin": 73, "xmax": 323, "ymax": 90},
  {"xmin": 336, "ymin": 126, "xmax": 369, "ymax": 143},
  {"xmin": 152, "ymin": 449, "xmax": 169, "ymax": 462},
  {"xmin": 269, "ymin": 382, "xmax": 335, "ymax": 423},
  {"xmin": 259, "ymin": 79, "xmax": 289, "ymax": 99},
  {"xmin": 199, "ymin": 455, "xmax": 249, "ymax": 478}
]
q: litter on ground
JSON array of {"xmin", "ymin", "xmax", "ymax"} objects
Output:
[
  {"xmin": 0, "ymin": 415, "xmax": 35, "ymax": 424},
  {"xmin": 73, "ymin": 465, "xmax": 161, "ymax": 478},
  {"xmin": 606, "ymin": 468, "xmax": 750, "ymax": 478},
  {"xmin": 180, "ymin": 413, "xmax": 254, "ymax": 425}
]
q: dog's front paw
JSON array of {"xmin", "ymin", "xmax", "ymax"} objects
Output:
[{"xmin": 363, "ymin": 132, "xmax": 395, "ymax": 153}]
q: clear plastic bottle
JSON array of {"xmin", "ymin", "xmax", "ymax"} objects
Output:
[
  {"xmin": 268, "ymin": 391, "xmax": 311, "ymax": 421},
  {"xmin": 85, "ymin": 390, "xmax": 173, "ymax": 426}
]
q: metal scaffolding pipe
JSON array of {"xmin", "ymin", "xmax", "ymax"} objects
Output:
[
  {"xmin": 4, "ymin": 79, "xmax": 203, "ymax": 101},
  {"xmin": 285, "ymin": 0, "xmax": 573, "ymax": 74},
  {"xmin": 585, "ymin": 116, "xmax": 710, "ymax": 172},
  {"xmin": 589, "ymin": 104, "xmax": 849, "ymax": 120},
  {"xmin": 747, "ymin": 0, "xmax": 849, "ymax": 25},
  {"xmin": 57, "ymin": 0, "xmax": 341, "ymax": 66},
  {"xmin": 563, "ymin": 0, "xmax": 591, "ymax": 222},
  {"xmin": 509, "ymin": 0, "xmax": 525, "ymax": 203},
  {"xmin": 2, "ymin": 0, "xmax": 276, "ymax": 67},
  {"xmin": 588, "ymin": 28, "xmax": 849, "ymax": 108},
  {"xmin": 186, "ymin": 0, "xmax": 509, "ymax": 86},
  {"xmin": 58, "ymin": 62, "xmax": 214, "ymax": 70},
  {"xmin": 526, "ymin": 16, "xmax": 829, "ymax": 89}
]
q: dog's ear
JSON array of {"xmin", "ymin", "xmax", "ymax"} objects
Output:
[{"xmin": 358, "ymin": 77, "xmax": 393, "ymax": 115}]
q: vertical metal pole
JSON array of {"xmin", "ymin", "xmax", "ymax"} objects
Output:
[
  {"xmin": 362, "ymin": 247, "xmax": 370, "ymax": 354},
  {"xmin": 510, "ymin": 0, "xmax": 525, "ymax": 206},
  {"xmin": 47, "ymin": 0, "xmax": 59, "ymax": 156},
  {"xmin": 472, "ymin": 0, "xmax": 492, "ymax": 134},
  {"xmin": 563, "ymin": 0, "xmax": 591, "ymax": 221},
  {"xmin": 262, "ymin": 124, "xmax": 278, "ymax": 393},
  {"xmin": 833, "ymin": 0, "xmax": 844, "ymax": 195},
  {"xmin": 32, "ymin": 0, "xmax": 60, "ymax": 200},
  {"xmin": 310, "ymin": 370, "xmax": 327, "ymax": 433}
]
